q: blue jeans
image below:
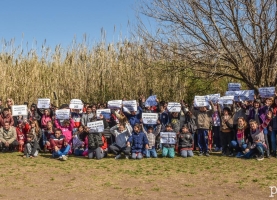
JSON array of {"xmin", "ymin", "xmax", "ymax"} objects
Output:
[
  {"xmin": 244, "ymin": 143, "xmax": 266, "ymax": 158},
  {"xmin": 212, "ymin": 126, "xmax": 221, "ymax": 148},
  {"xmin": 271, "ymin": 130, "xmax": 277, "ymax": 152},
  {"xmin": 180, "ymin": 150, "xmax": 193, "ymax": 158},
  {"xmin": 230, "ymin": 140, "xmax": 247, "ymax": 152},
  {"xmin": 145, "ymin": 148, "xmax": 157, "ymax": 158},
  {"xmin": 197, "ymin": 129, "xmax": 209, "ymax": 153},
  {"xmin": 52, "ymin": 145, "xmax": 70, "ymax": 158},
  {"xmin": 74, "ymin": 149, "xmax": 84, "ymax": 156}
]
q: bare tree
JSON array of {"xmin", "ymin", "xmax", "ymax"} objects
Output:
[{"xmin": 136, "ymin": 0, "xmax": 277, "ymax": 90}]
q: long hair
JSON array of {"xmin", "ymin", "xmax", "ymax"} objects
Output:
[{"xmin": 30, "ymin": 120, "xmax": 40, "ymax": 135}]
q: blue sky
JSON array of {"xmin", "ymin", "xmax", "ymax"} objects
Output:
[{"xmin": 0, "ymin": 0, "xmax": 146, "ymax": 53}]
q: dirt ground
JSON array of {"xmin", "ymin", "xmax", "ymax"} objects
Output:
[{"xmin": 0, "ymin": 151, "xmax": 276, "ymax": 200}]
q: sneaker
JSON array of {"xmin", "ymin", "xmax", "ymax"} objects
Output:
[
  {"xmin": 256, "ymin": 156, "xmax": 264, "ymax": 161},
  {"xmin": 236, "ymin": 152, "xmax": 244, "ymax": 158},
  {"xmin": 61, "ymin": 155, "xmax": 68, "ymax": 161},
  {"xmin": 125, "ymin": 155, "xmax": 129, "ymax": 159},
  {"xmin": 205, "ymin": 152, "xmax": 210, "ymax": 157},
  {"xmin": 228, "ymin": 153, "xmax": 234, "ymax": 157},
  {"xmin": 115, "ymin": 154, "xmax": 122, "ymax": 159},
  {"xmin": 214, "ymin": 147, "xmax": 219, "ymax": 152},
  {"xmin": 198, "ymin": 152, "xmax": 203, "ymax": 156},
  {"xmin": 58, "ymin": 156, "xmax": 62, "ymax": 160}
]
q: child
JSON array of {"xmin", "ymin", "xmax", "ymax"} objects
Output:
[
  {"xmin": 71, "ymin": 126, "xmax": 86, "ymax": 156},
  {"xmin": 142, "ymin": 122, "xmax": 161, "ymax": 158},
  {"xmin": 28, "ymin": 120, "xmax": 42, "ymax": 145},
  {"xmin": 160, "ymin": 123, "xmax": 176, "ymax": 158},
  {"xmin": 50, "ymin": 128, "xmax": 70, "ymax": 161},
  {"xmin": 23, "ymin": 134, "xmax": 39, "ymax": 158},
  {"xmin": 127, "ymin": 123, "xmax": 149, "ymax": 159},
  {"xmin": 16, "ymin": 120, "xmax": 29, "ymax": 152},
  {"xmin": 244, "ymin": 111, "xmax": 272, "ymax": 161},
  {"xmin": 54, "ymin": 118, "xmax": 74, "ymax": 143},
  {"xmin": 40, "ymin": 109, "xmax": 52, "ymax": 129},
  {"xmin": 177, "ymin": 125, "xmax": 194, "ymax": 158},
  {"xmin": 42, "ymin": 121, "xmax": 55, "ymax": 152},
  {"xmin": 109, "ymin": 122, "xmax": 133, "ymax": 159}
]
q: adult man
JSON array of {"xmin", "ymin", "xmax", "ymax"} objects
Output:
[{"xmin": 0, "ymin": 122, "xmax": 18, "ymax": 151}]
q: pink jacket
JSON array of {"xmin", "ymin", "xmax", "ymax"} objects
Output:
[
  {"xmin": 41, "ymin": 115, "xmax": 52, "ymax": 128},
  {"xmin": 54, "ymin": 119, "xmax": 74, "ymax": 142}
]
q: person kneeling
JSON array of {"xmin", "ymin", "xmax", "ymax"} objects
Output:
[
  {"xmin": 23, "ymin": 134, "xmax": 39, "ymax": 158},
  {"xmin": 127, "ymin": 124, "xmax": 149, "ymax": 159},
  {"xmin": 50, "ymin": 128, "xmax": 70, "ymax": 161},
  {"xmin": 177, "ymin": 125, "xmax": 194, "ymax": 158}
]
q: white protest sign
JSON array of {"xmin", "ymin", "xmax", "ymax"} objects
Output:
[
  {"xmin": 218, "ymin": 96, "xmax": 234, "ymax": 105},
  {"xmin": 69, "ymin": 99, "xmax": 84, "ymax": 109},
  {"xmin": 123, "ymin": 100, "xmax": 137, "ymax": 112},
  {"xmin": 87, "ymin": 120, "xmax": 104, "ymax": 132},
  {"xmin": 167, "ymin": 102, "xmax": 181, "ymax": 112},
  {"xmin": 225, "ymin": 90, "xmax": 254, "ymax": 101},
  {"xmin": 96, "ymin": 109, "xmax": 111, "ymax": 119},
  {"xmin": 206, "ymin": 93, "xmax": 220, "ymax": 103},
  {"xmin": 108, "ymin": 100, "xmax": 122, "ymax": 109},
  {"xmin": 160, "ymin": 132, "xmax": 176, "ymax": 144},
  {"xmin": 194, "ymin": 96, "xmax": 209, "ymax": 107},
  {"xmin": 55, "ymin": 109, "xmax": 70, "ymax": 120},
  {"xmin": 142, "ymin": 113, "xmax": 158, "ymax": 124},
  {"xmin": 37, "ymin": 98, "xmax": 50, "ymax": 109},
  {"xmin": 12, "ymin": 105, "xmax": 28, "ymax": 116},
  {"xmin": 228, "ymin": 83, "xmax": 241, "ymax": 91},
  {"xmin": 258, "ymin": 87, "xmax": 275, "ymax": 98}
]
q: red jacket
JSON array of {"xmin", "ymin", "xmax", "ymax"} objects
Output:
[
  {"xmin": 16, "ymin": 123, "xmax": 30, "ymax": 141},
  {"xmin": 50, "ymin": 135, "xmax": 68, "ymax": 150}
]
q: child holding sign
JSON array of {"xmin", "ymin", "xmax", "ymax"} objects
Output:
[{"xmin": 160, "ymin": 124, "xmax": 176, "ymax": 158}]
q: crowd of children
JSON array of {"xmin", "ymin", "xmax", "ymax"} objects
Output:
[{"xmin": 0, "ymin": 92, "xmax": 275, "ymax": 162}]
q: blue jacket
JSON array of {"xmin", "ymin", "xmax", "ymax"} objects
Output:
[
  {"xmin": 124, "ymin": 107, "xmax": 142, "ymax": 127},
  {"xmin": 128, "ymin": 131, "xmax": 149, "ymax": 153},
  {"xmin": 159, "ymin": 111, "xmax": 169, "ymax": 126}
]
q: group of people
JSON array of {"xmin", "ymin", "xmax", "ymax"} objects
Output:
[{"xmin": 0, "ymin": 92, "xmax": 276, "ymax": 161}]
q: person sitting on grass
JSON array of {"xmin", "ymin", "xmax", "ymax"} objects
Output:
[
  {"xmin": 109, "ymin": 122, "xmax": 132, "ymax": 159},
  {"xmin": 244, "ymin": 111, "xmax": 272, "ymax": 161},
  {"xmin": 0, "ymin": 122, "xmax": 18, "ymax": 152},
  {"xmin": 50, "ymin": 128, "xmax": 70, "ymax": 161},
  {"xmin": 23, "ymin": 134, "xmax": 39, "ymax": 158},
  {"xmin": 127, "ymin": 123, "xmax": 149, "ymax": 159},
  {"xmin": 176, "ymin": 124, "xmax": 194, "ymax": 158}
]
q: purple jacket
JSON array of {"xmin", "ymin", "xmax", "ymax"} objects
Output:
[{"xmin": 248, "ymin": 106, "xmax": 269, "ymax": 123}]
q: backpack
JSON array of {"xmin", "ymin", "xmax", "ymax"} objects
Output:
[{"xmin": 88, "ymin": 132, "xmax": 103, "ymax": 149}]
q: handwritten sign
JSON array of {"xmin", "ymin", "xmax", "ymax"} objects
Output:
[
  {"xmin": 142, "ymin": 113, "xmax": 158, "ymax": 124},
  {"xmin": 108, "ymin": 100, "xmax": 122, "ymax": 109},
  {"xmin": 160, "ymin": 132, "xmax": 176, "ymax": 144},
  {"xmin": 123, "ymin": 100, "xmax": 137, "ymax": 112},
  {"xmin": 69, "ymin": 99, "xmax": 84, "ymax": 109},
  {"xmin": 55, "ymin": 109, "xmax": 70, "ymax": 120},
  {"xmin": 206, "ymin": 93, "xmax": 220, "ymax": 103},
  {"xmin": 12, "ymin": 105, "xmax": 28, "ymax": 116},
  {"xmin": 228, "ymin": 83, "xmax": 241, "ymax": 91},
  {"xmin": 194, "ymin": 96, "xmax": 209, "ymax": 107},
  {"xmin": 37, "ymin": 98, "xmax": 50, "ymax": 109},
  {"xmin": 87, "ymin": 120, "xmax": 104, "ymax": 133},
  {"xmin": 218, "ymin": 96, "xmax": 234, "ymax": 105},
  {"xmin": 258, "ymin": 87, "xmax": 275, "ymax": 98},
  {"xmin": 167, "ymin": 102, "xmax": 181, "ymax": 112},
  {"xmin": 225, "ymin": 90, "xmax": 254, "ymax": 101},
  {"xmin": 145, "ymin": 95, "xmax": 157, "ymax": 107},
  {"xmin": 96, "ymin": 109, "xmax": 111, "ymax": 119}
]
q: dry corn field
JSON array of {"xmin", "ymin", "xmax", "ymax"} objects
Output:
[{"xmin": 0, "ymin": 39, "xmax": 228, "ymax": 106}]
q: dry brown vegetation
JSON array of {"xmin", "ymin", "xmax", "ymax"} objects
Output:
[
  {"xmin": 0, "ymin": 151, "xmax": 275, "ymax": 199},
  {"xmin": 0, "ymin": 39, "xmax": 200, "ymax": 106}
]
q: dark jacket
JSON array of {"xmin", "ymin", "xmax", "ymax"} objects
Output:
[
  {"xmin": 177, "ymin": 132, "xmax": 193, "ymax": 151},
  {"xmin": 24, "ymin": 140, "xmax": 39, "ymax": 156},
  {"xmin": 128, "ymin": 131, "xmax": 149, "ymax": 153}
]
